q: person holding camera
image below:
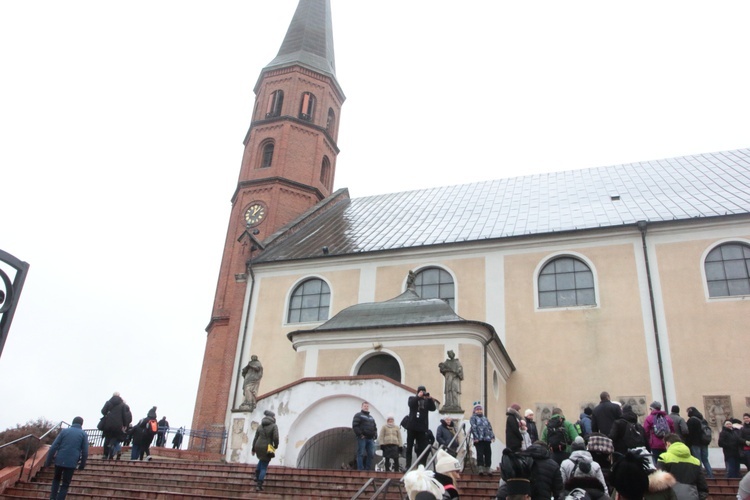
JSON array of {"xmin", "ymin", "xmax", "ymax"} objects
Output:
[{"xmin": 405, "ymin": 385, "xmax": 437, "ymax": 468}]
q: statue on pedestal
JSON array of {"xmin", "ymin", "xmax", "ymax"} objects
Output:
[
  {"xmin": 239, "ymin": 355, "xmax": 263, "ymax": 412},
  {"xmin": 439, "ymin": 350, "xmax": 463, "ymax": 412}
]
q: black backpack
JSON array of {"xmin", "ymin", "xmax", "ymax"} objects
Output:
[
  {"xmin": 621, "ymin": 421, "xmax": 646, "ymax": 450},
  {"xmin": 546, "ymin": 416, "xmax": 570, "ymax": 452},
  {"xmin": 699, "ymin": 419, "xmax": 713, "ymax": 445}
]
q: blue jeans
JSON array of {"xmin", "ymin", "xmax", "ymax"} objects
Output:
[
  {"xmin": 356, "ymin": 438, "xmax": 375, "ymax": 470},
  {"xmin": 690, "ymin": 444, "xmax": 713, "ymax": 478},
  {"xmin": 256, "ymin": 459, "xmax": 269, "ymax": 482},
  {"xmin": 725, "ymin": 456, "xmax": 740, "ymax": 478}
]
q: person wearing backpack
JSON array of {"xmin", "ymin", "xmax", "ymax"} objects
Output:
[
  {"xmin": 559, "ymin": 436, "xmax": 609, "ymax": 498},
  {"xmin": 643, "ymin": 401, "xmax": 674, "ymax": 466},
  {"xmin": 541, "ymin": 408, "xmax": 579, "ymax": 464},
  {"xmin": 685, "ymin": 407, "xmax": 714, "ymax": 479},
  {"xmin": 609, "ymin": 404, "xmax": 646, "ymax": 455}
]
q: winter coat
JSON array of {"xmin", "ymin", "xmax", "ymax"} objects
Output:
[
  {"xmin": 669, "ymin": 412, "xmax": 689, "ymax": 439},
  {"xmin": 252, "ymin": 415, "xmax": 280, "ymax": 462},
  {"xmin": 560, "ymin": 475, "xmax": 608, "ymax": 500},
  {"xmin": 378, "ymin": 423, "xmax": 402, "ymax": 447},
  {"xmin": 591, "ymin": 400, "xmax": 621, "ymax": 436},
  {"xmin": 407, "ymin": 394, "xmax": 437, "ymax": 432},
  {"xmin": 505, "ymin": 408, "xmax": 523, "ymax": 451},
  {"xmin": 645, "ymin": 469, "xmax": 678, "ymax": 500},
  {"xmin": 577, "ymin": 413, "xmax": 593, "ymax": 437},
  {"xmin": 525, "ymin": 443, "xmax": 563, "ymax": 500},
  {"xmin": 718, "ymin": 426, "xmax": 742, "ymax": 459},
  {"xmin": 157, "ymin": 417, "xmax": 169, "ymax": 433},
  {"xmin": 470, "ymin": 413, "xmax": 495, "ymax": 442},
  {"xmin": 352, "ymin": 410, "xmax": 377, "ymax": 439},
  {"xmin": 134, "ymin": 418, "xmax": 155, "ymax": 447},
  {"xmin": 45, "ymin": 423, "xmax": 89, "ymax": 469},
  {"xmin": 436, "ymin": 420, "xmax": 458, "ymax": 451},
  {"xmin": 643, "ymin": 410, "xmax": 675, "ymax": 450},
  {"xmin": 685, "ymin": 411, "xmax": 707, "ymax": 448},
  {"xmin": 525, "ymin": 417, "xmax": 539, "ymax": 443},
  {"xmin": 560, "ymin": 450, "xmax": 608, "ymax": 495},
  {"xmin": 656, "ymin": 442, "xmax": 708, "ymax": 500},
  {"xmin": 541, "ymin": 414, "xmax": 579, "ymax": 451},
  {"xmin": 101, "ymin": 399, "xmax": 132, "ymax": 437},
  {"xmin": 609, "ymin": 409, "xmax": 645, "ymax": 454}
]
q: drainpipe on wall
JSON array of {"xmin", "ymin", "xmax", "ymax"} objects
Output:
[
  {"xmin": 637, "ymin": 220, "xmax": 669, "ymax": 409},
  {"xmin": 483, "ymin": 336, "xmax": 492, "ymax": 414}
]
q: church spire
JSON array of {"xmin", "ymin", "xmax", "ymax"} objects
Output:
[{"xmin": 264, "ymin": 0, "xmax": 336, "ymax": 78}]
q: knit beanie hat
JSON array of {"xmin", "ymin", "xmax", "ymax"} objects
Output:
[
  {"xmin": 571, "ymin": 436, "xmax": 586, "ymax": 451},
  {"xmin": 510, "ymin": 403, "xmax": 521, "ymax": 411},
  {"xmin": 434, "ymin": 449, "xmax": 461, "ymax": 474},
  {"xmin": 524, "ymin": 409, "xmax": 534, "ymax": 417},
  {"xmin": 473, "ymin": 402, "xmax": 483, "ymax": 412},
  {"xmin": 671, "ymin": 405, "xmax": 680, "ymax": 413},
  {"xmin": 650, "ymin": 401, "xmax": 662, "ymax": 410},
  {"xmin": 403, "ymin": 465, "xmax": 445, "ymax": 500},
  {"xmin": 264, "ymin": 410, "xmax": 275, "ymax": 418}
]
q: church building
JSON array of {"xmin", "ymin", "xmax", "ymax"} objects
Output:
[{"xmin": 191, "ymin": 0, "xmax": 750, "ymax": 468}]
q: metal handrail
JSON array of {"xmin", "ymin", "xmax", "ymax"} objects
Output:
[{"xmin": 0, "ymin": 420, "xmax": 68, "ymax": 482}]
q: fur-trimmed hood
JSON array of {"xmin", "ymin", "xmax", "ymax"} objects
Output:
[{"xmin": 648, "ymin": 469, "xmax": 677, "ymax": 492}]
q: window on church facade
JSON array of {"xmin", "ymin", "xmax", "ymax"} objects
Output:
[
  {"xmin": 287, "ymin": 278, "xmax": 331, "ymax": 323},
  {"xmin": 299, "ymin": 92, "xmax": 316, "ymax": 122},
  {"xmin": 538, "ymin": 257, "xmax": 595, "ymax": 308},
  {"xmin": 414, "ymin": 267, "xmax": 455, "ymax": 309},
  {"xmin": 266, "ymin": 90, "xmax": 283, "ymax": 118},
  {"xmin": 326, "ymin": 108, "xmax": 335, "ymax": 134},
  {"xmin": 357, "ymin": 354, "xmax": 401, "ymax": 383},
  {"xmin": 705, "ymin": 242, "xmax": 750, "ymax": 297},
  {"xmin": 320, "ymin": 156, "xmax": 331, "ymax": 189},
  {"xmin": 260, "ymin": 141, "xmax": 274, "ymax": 168}
]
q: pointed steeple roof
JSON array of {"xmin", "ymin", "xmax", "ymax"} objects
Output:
[{"xmin": 265, "ymin": 0, "xmax": 336, "ymax": 78}]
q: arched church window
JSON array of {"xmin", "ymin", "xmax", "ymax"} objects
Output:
[
  {"xmin": 538, "ymin": 256, "xmax": 595, "ymax": 308},
  {"xmin": 265, "ymin": 90, "xmax": 283, "ymax": 118},
  {"xmin": 326, "ymin": 108, "xmax": 335, "ymax": 133},
  {"xmin": 287, "ymin": 278, "xmax": 331, "ymax": 323},
  {"xmin": 320, "ymin": 156, "xmax": 331, "ymax": 189},
  {"xmin": 260, "ymin": 141, "xmax": 274, "ymax": 168},
  {"xmin": 299, "ymin": 92, "xmax": 316, "ymax": 122},
  {"xmin": 414, "ymin": 267, "xmax": 455, "ymax": 309},
  {"xmin": 705, "ymin": 242, "xmax": 750, "ymax": 297},
  {"xmin": 357, "ymin": 353, "xmax": 401, "ymax": 383}
]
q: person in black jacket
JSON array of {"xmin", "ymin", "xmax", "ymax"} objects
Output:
[
  {"xmin": 609, "ymin": 404, "xmax": 646, "ymax": 455},
  {"xmin": 352, "ymin": 401, "xmax": 377, "ymax": 470},
  {"xmin": 685, "ymin": 407, "xmax": 714, "ymax": 479},
  {"xmin": 591, "ymin": 392, "xmax": 622, "ymax": 436},
  {"xmin": 100, "ymin": 392, "xmax": 132, "ymax": 460},
  {"xmin": 524, "ymin": 409, "xmax": 539, "ymax": 443},
  {"xmin": 505, "ymin": 404, "xmax": 523, "ymax": 452},
  {"xmin": 436, "ymin": 417, "xmax": 459, "ymax": 456},
  {"xmin": 405, "ymin": 386, "xmax": 436, "ymax": 468},
  {"xmin": 497, "ymin": 442, "xmax": 562, "ymax": 500},
  {"xmin": 718, "ymin": 419, "xmax": 742, "ymax": 478}
]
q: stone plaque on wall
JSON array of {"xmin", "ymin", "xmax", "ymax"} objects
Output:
[
  {"xmin": 617, "ymin": 396, "xmax": 648, "ymax": 423},
  {"xmin": 704, "ymin": 395, "xmax": 731, "ymax": 446},
  {"xmin": 745, "ymin": 397, "xmax": 750, "ymax": 408},
  {"xmin": 536, "ymin": 403, "xmax": 556, "ymax": 426}
]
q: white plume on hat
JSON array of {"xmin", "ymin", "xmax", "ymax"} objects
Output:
[{"xmin": 403, "ymin": 465, "xmax": 445, "ymax": 500}]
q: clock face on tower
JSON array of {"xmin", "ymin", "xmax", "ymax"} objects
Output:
[{"xmin": 243, "ymin": 202, "xmax": 267, "ymax": 227}]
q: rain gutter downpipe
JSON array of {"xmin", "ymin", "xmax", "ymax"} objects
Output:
[{"xmin": 637, "ymin": 220, "xmax": 668, "ymax": 409}]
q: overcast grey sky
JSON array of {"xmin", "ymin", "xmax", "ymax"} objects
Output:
[{"xmin": 1, "ymin": 1, "xmax": 748, "ymax": 433}]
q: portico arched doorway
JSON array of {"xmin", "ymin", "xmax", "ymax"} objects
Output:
[{"xmin": 296, "ymin": 427, "xmax": 357, "ymax": 469}]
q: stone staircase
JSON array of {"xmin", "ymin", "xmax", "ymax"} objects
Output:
[{"xmin": 0, "ymin": 453, "xmax": 742, "ymax": 499}]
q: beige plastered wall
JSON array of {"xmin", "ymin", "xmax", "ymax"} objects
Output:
[
  {"xmin": 654, "ymin": 236, "xmax": 750, "ymax": 417},
  {"xmin": 503, "ymin": 243, "xmax": 653, "ymax": 420}
]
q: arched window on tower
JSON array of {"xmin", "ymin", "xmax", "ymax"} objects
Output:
[
  {"xmin": 320, "ymin": 156, "xmax": 331, "ymax": 189},
  {"xmin": 413, "ymin": 267, "xmax": 455, "ymax": 309},
  {"xmin": 260, "ymin": 141, "xmax": 274, "ymax": 168},
  {"xmin": 299, "ymin": 92, "xmax": 316, "ymax": 122},
  {"xmin": 326, "ymin": 108, "xmax": 336, "ymax": 134},
  {"xmin": 704, "ymin": 242, "xmax": 750, "ymax": 297},
  {"xmin": 287, "ymin": 278, "xmax": 331, "ymax": 323},
  {"xmin": 265, "ymin": 90, "xmax": 283, "ymax": 118},
  {"xmin": 538, "ymin": 256, "xmax": 596, "ymax": 308}
]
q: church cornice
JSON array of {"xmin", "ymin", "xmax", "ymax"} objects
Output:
[
  {"xmin": 231, "ymin": 177, "xmax": 325, "ymax": 204},
  {"xmin": 243, "ymin": 114, "xmax": 340, "ymax": 152}
]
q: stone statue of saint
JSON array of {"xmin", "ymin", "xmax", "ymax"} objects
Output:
[
  {"xmin": 439, "ymin": 350, "xmax": 463, "ymax": 412},
  {"xmin": 239, "ymin": 355, "xmax": 263, "ymax": 412},
  {"xmin": 406, "ymin": 270, "xmax": 417, "ymax": 291}
]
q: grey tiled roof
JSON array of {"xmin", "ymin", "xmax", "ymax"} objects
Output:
[
  {"xmin": 256, "ymin": 148, "xmax": 750, "ymax": 263},
  {"xmin": 265, "ymin": 0, "xmax": 336, "ymax": 78}
]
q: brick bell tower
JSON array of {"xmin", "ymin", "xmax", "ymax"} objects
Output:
[{"xmin": 191, "ymin": 0, "xmax": 344, "ymax": 448}]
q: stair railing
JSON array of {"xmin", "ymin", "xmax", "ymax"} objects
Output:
[{"xmin": 0, "ymin": 420, "xmax": 67, "ymax": 482}]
